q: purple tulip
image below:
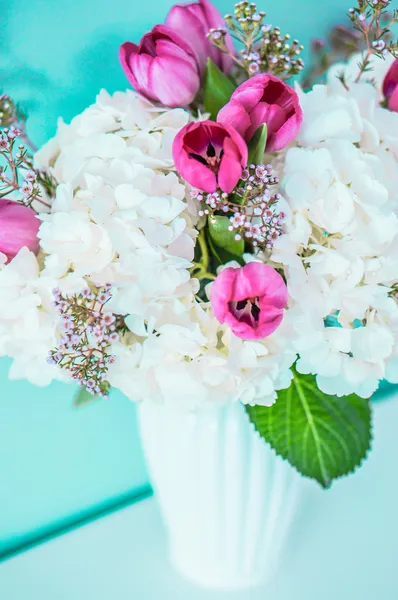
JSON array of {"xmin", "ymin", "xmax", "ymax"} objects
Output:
[
  {"xmin": 165, "ymin": 0, "xmax": 234, "ymax": 76},
  {"xmin": 119, "ymin": 25, "xmax": 201, "ymax": 107},
  {"xmin": 382, "ymin": 58, "xmax": 398, "ymax": 112},
  {"xmin": 0, "ymin": 199, "xmax": 40, "ymax": 262},
  {"xmin": 172, "ymin": 120, "xmax": 248, "ymax": 193},
  {"xmin": 217, "ymin": 74, "xmax": 303, "ymax": 152}
]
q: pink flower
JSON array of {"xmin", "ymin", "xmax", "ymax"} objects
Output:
[
  {"xmin": 210, "ymin": 262, "xmax": 288, "ymax": 340},
  {"xmin": 165, "ymin": 0, "xmax": 234, "ymax": 76},
  {"xmin": 217, "ymin": 74, "xmax": 303, "ymax": 152},
  {"xmin": 0, "ymin": 199, "xmax": 40, "ymax": 262},
  {"xmin": 382, "ymin": 58, "xmax": 398, "ymax": 112},
  {"xmin": 119, "ymin": 25, "xmax": 200, "ymax": 107},
  {"xmin": 172, "ymin": 120, "xmax": 248, "ymax": 193}
]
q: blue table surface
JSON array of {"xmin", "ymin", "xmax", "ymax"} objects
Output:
[{"xmin": 1, "ymin": 0, "xmax": 396, "ymax": 560}]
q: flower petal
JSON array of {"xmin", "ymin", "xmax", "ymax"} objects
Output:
[
  {"xmin": 218, "ymin": 73, "xmax": 302, "ymax": 150},
  {"xmin": 119, "ymin": 42, "xmax": 141, "ymax": 91},
  {"xmin": 217, "ymin": 100, "xmax": 251, "ymax": 138},
  {"xmin": 383, "ymin": 58, "xmax": 398, "ymax": 99},
  {"xmin": 388, "ymin": 85, "xmax": 398, "ymax": 113},
  {"xmin": 210, "ymin": 267, "xmax": 237, "ymax": 322}
]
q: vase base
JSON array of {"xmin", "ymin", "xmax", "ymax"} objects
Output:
[{"xmin": 170, "ymin": 551, "xmax": 269, "ymax": 591}]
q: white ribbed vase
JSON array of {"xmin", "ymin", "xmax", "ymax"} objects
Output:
[{"xmin": 138, "ymin": 401, "xmax": 307, "ymax": 590}]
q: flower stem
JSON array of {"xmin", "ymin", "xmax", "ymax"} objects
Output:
[
  {"xmin": 197, "ymin": 228, "xmax": 209, "ymax": 272},
  {"xmin": 191, "ymin": 229, "xmax": 216, "ymax": 281},
  {"xmin": 19, "ymin": 130, "xmax": 37, "ymax": 153},
  {"xmin": 200, "ymin": 272, "xmax": 216, "ymax": 281}
]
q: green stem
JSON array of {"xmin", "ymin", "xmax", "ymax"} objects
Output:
[
  {"xmin": 0, "ymin": 187, "xmax": 14, "ymax": 198},
  {"xmin": 200, "ymin": 272, "xmax": 216, "ymax": 281},
  {"xmin": 191, "ymin": 230, "xmax": 217, "ymax": 282},
  {"xmin": 197, "ymin": 228, "xmax": 209, "ymax": 272}
]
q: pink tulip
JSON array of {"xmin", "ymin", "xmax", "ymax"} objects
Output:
[
  {"xmin": 382, "ymin": 58, "xmax": 398, "ymax": 112},
  {"xmin": 210, "ymin": 262, "xmax": 288, "ymax": 340},
  {"xmin": 0, "ymin": 199, "xmax": 40, "ymax": 262},
  {"xmin": 165, "ymin": 0, "xmax": 234, "ymax": 76},
  {"xmin": 172, "ymin": 120, "xmax": 248, "ymax": 193},
  {"xmin": 217, "ymin": 74, "xmax": 303, "ymax": 152},
  {"xmin": 119, "ymin": 25, "xmax": 201, "ymax": 107}
]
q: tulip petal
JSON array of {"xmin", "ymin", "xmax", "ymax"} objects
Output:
[
  {"xmin": 210, "ymin": 262, "xmax": 288, "ymax": 340},
  {"xmin": 383, "ymin": 58, "xmax": 398, "ymax": 99},
  {"xmin": 130, "ymin": 53, "xmax": 155, "ymax": 97},
  {"xmin": 255, "ymin": 311, "xmax": 284, "ymax": 337},
  {"xmin": 226, "ymin": 124, "xmax": 248, "ymax": 166},
  {"xmin": 150, "ymin": 42, "xmax": 200, "ymax": 106},
  {"xmin": 179, "ymin": 153, "xmax": 218, "ymax": 192},
  {"xmin": 247, "ymin": 102, "xmax": 286, "ymax": 141},
  {"xmin": 119, "ymin": 42, "xmax": 141, "ymax": 91},
  {"xmin": 210, "ymin": 267, "xmax": 238, "ymax": 322},
  {"xmin": 225, "ymin": 314, "xmax": 257, "ymax": 339},
  {"xmin": 232, "ymin": 262, "xmax": 266, "ymax": 300},
  {"xmin": 218, "ymin": 137, "xmax": 244, "ymax": 193},
  {"xmin": 172, "ymin": 124, "xmax": 218, "ymax": 191},
  {"xmin": 267, "ymin": 113, "xmax": 302, "ymax": 152},
  {"xmin": 225, "ymin": 78, "xmax": 266, "ymax": 111},
  {"xmin": 120, "ymin": 25, "xmax": 200, "ymax": 107},
  {"xmin": 199, "ymin": 0, "xmax": 234, "ymax": 73},
  {"xmin": 217, "ymin": 124, "xmax": 247, "ymax": 192},
  {"xmin": 183, "ymin": 121, "xmax": 215, "ymax": 154},
  {"xmin": 217, "ymin": 73, "xmax": 302, "ymax": 150},
  {"xmin": 217, "ymin": 100, "xmax": 251, "ymax": 138},
  {"xmin": 166, "ymin": 4, "xmax": 208, "ymax": 75},
  {"xmin": 0, "ymin": 200, "xmax": 40, "ymax": 261},
  {"xmin": 173, "ymin": 121, "xmax": 246, "ymax": 192},
  {"xmin": 389, "ymin": 85, "xmax": 398, "ymax": 113}
]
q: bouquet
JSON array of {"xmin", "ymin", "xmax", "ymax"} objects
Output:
[{"xmin": 1, "ymin": 0, "xmax": 398, "ymax": 489}]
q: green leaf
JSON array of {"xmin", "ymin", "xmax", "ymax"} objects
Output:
[
  {"xmin": 247, "ymin": 124, "xmax": 268, "ymax": 166},
  {"xmin": 203, "ymin": 58, "xmax": 236, "ymax": 120},
  {"xmin": 74, "ymin": 387, "xmax": 99, "ymax": 408},
  {"xmin": 246, "ymin": 368, "xmax": 372, "ymax": 488},
  {"xmin": 208, "ymin": 215, "xmax": 244, "ymax": 259}
]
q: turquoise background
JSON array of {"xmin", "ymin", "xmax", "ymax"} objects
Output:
[{"xmin": 0, "ymin": 0, "xmax": 389, "ymax": 557}]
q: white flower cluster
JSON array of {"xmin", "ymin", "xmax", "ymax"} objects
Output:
[
  {"xmin": 108, "ymin": 298, "xmax": 297, "ymax": 409},
  {"xmin": 2, "ymin": 54, "xmax": 398, "ymax": 405},
  {"xmin": 271, "ymin": 53, "xmax": 398, "ymax": 397},
  {"xmin": 0, "ymin": 89, "xmax": 296, "ymax": 407},
  {"xmin": 0, "ymin": 90, "xmax": 196, "ymax": 385},
  {"xmin": 0, "ymin": 248, "xmax": 60, "ymax": 385}
]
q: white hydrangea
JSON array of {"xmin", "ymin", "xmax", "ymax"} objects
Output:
[
  {"xmin": 1, "ymin": 89, "xmax": 295, "ymax": 406},
  {"xmin": 271, "ymin": 55, "xmax": 398, "ymax": 398},
  {"xmin": 107, "ymin": 302, "xmax": 297, "ymax": 410},
  {"xmin": 2, "ymin": 58, "xmax": 398, "ymax": 405},
  {"xmin": 0, "ymin": 91, "xmax": 197, "ymax": 386},
  {"xmin": 0, "ymin": 248, "xmax": 61, "ymax": 386},
  {"xmin": 37, "ymin": 92, "xmax": 200, "ymax": 324},
  {"xmin": 327, "ymin": 51, "xmax": 395, "ymax": 94}
]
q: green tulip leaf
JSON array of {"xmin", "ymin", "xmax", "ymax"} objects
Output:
[
  {"xmin": 203, "ymin": 58, "xmax": 236, "ymax": 120},
  {"xmin": 246, "ymin": 367, "xmax": 372, "ymax": 488},
  {"xmin": 247, "ymin": 124, "xmax": 268, "ymax": 166}
]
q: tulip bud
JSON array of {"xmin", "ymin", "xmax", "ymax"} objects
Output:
[
  {"xmin": 165, "ymin": 0, "xmax": 234, "ymax": 76},
  {"xmin": 119, "ymin": 25, "xmax": 201, "ymax": 108},
  {"xmin": 382, "ymin": 58, "xmax": 398, "ymax": 112},
  {"xmin": 217, "ymin": 74, "xmax": 303, "ymax": 152},
  {"xmin": 0, "ymin": 199, "xmax": 40, "ymax": 262}
]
